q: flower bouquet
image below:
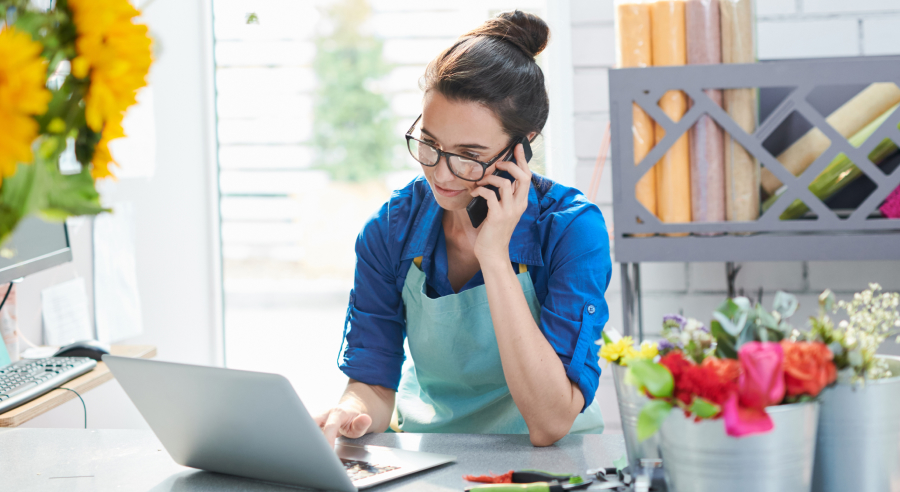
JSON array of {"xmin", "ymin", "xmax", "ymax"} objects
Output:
[
  {"xmin": 801, "ymin": 284, "xmax": 900, "ymax": 492},
  {"xmin": 0, "ymin": 0, "xmax": 152, "ymax": 242},
  {"xmin": 627, "ymin": 294, "xmax": 837, "ymax": 492},
  {"xmin": 597, "ymin": 330, "xmax": 660, "ymax": 472}
]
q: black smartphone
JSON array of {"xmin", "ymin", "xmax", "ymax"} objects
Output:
[{"xmin": 466, "ymin": 137, "xmax": 533, "ymax": 228}]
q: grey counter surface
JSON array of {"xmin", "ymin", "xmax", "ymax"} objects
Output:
[{"xmin": 0, "ymin": 428, "xmax": 626, "ymax": 492}]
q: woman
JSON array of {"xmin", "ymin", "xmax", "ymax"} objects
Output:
[{"xmin": 316, "ymin": 10, "xmax": 611, "ymax": 447}]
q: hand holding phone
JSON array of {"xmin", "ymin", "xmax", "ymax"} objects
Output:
[{"xmin": 466, "ymin": 137, "xmax": 533, "ymax": 228}]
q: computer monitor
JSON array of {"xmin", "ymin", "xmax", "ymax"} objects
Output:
[{"xmin": 0, "ymin": 217, "xmax": 72, "ymax": 284}]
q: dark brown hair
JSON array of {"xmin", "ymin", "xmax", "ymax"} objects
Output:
[{"xmin": 421, "ymin": 10, "xmax": 550, "ymax": 140}]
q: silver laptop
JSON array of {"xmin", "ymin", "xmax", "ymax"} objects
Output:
[{"xmin": 104, "ymin": 355, "xmax": 455, "ymax": 491}]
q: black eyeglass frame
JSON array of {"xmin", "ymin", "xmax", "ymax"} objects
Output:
[{"xmin": 404, "ymin": 114, "xmax": 518, "ymax": 182}]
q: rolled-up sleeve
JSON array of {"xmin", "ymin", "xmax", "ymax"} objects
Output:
[
  {"xmin": 538, "ymin": 203, "xmax": 612, "ymax": 411},
  {"xmin": 338, "ymin": 201, "xmax": 406, "ymax": 391}
]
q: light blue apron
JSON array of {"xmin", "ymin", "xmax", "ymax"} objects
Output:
[{"xmin": 394, "ymin": 258, "xmax": 604, "ymax": 434}]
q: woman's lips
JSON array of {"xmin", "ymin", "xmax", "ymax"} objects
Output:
[{"xmin": 434, "ymin": 184, "xmax": 466, "ymax": 197}]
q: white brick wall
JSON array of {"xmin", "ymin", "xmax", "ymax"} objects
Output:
[{"xmin": 572, "ymin": 0, "xmax": 900, "ymax": 432}]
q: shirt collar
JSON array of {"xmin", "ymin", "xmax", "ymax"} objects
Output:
[{"xmin": 401, "ymin": 178, "xmax": 545, "ymax": 267}]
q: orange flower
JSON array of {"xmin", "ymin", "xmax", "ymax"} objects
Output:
[
  {"xmin": 781, "ymin": 341, "xmax": 837, "ymax": 397},
  {"xmin": 701, "ymin": 356, "xmax": 741, "ymax": 384}
]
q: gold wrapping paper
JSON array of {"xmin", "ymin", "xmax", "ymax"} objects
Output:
[
  {"xmin": 651, "ymin": 0, "xmax": 692, "ymax": 230},
  {"xmin": 720, "ymin": 0, "xmax": 759, "ymax": 222},
  {"xmin": 616, "ymin": 1, "xmax": 658, "ymax": 218}
]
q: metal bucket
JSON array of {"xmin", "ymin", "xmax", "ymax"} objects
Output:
[
  {"xmin": 813, "ymin": 356, "xmax": 900, "ymax": 492},
  {"xmin": 660, "ymin": 401, "xmax": 819, "ymax": 492},
  {"xmin": 611, "ymin": 363, "xmax": 662, "ymax": 470}
]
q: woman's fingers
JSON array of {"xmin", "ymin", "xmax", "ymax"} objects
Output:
[
  {"xmin": 470, "ymin": 185, "xmax": 500, "ymax": 210},
  {"xmin": 478, "ymin": 175, "xmax": 515, "ymax": 203},
  {"xmin": 345, "ymin": 413, "xmax": 373, "ymax": 439},
  {"xmin": 321, "ymin": 407, "xmax": 363, "ymax": 448},
  {"xmin": 513, "ymin": 143, "xmax": 530, "ymax": 173},
  {"xmin": 313, "ymin": 410, "xmax": 329, "ymax": 429}
]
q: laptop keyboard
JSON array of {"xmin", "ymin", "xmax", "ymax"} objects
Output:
[{"xmin": 341, "ymin": 459, "xmax": 400, "ymax": 482}]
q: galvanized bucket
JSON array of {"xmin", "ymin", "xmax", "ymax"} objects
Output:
[
  {"xmin": 813, "ymin": 356, "xmax": 900, "ymax": 492},
  {"xmin": 660, "ymin": 401, "xmax": 819, "ymax": 492},
  {"xmin": 611, "ymin": 363, "xmax": 662, "ymax": 471}
]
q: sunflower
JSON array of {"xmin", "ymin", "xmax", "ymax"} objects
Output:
[
  {"xmin": 68, "ymin": 0, "xmax": 152, "ymax": 179},
  {"xmin": 0, "ymin": 27, "xmax": 51, "ymax": 185}
]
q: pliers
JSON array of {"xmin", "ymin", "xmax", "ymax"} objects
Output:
[{"xmin": 464, "ymin": 470, "xmax": 593, "ymax": 492}]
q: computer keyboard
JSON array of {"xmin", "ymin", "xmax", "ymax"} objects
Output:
[
  {"xmin": 341, "ymin": 458, "xmax": 400, "ymax": 482},
  {"xmin": 0, "ymin": 357, "xmax": 97, "ymax": 413}
]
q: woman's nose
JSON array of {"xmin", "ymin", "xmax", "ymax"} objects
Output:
[{"xmin": 434, "ymin": 155, "xmax": 456, "ymax": 182}]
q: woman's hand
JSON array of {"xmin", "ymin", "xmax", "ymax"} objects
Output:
[
  {"xmin": 470, "ymin": 142, "xmax": 533, "ymax": 265},
  {"xmin": 313, "ymin": 379, "xmax": 395, "ymax": 448},
  {"xmin": 313, "ymin": 403, "xmax": 373, "ymax": 448}
]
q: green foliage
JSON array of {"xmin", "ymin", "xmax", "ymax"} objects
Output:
[
  {"xmin": 688, "ymin": 397, "xmax": 720, "ymax": 419},
  {"xmin": 0, "ymin": 139, "xmax": 106, "ymax": 244},
  {"xmin": 0, "ymin": 2, "xmax": 114, "ymax": 243},
  {"xmin": 627, "ymin": 358, "xmax": 673, "ymax": 398},
  {"xmin": 312, "ymin": 0, "xmax": 396, "ymax": 182},
  {"xmin": 637, "ymin": 400, "xmax": 672, "ymax": 441},
  {"xmin": 711, "ymin": 293, "xmax": 799, "ymax": 358}
]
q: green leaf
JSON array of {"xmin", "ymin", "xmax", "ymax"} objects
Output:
[
  {"xmin": 711, "ymin": 315, "xmax": 738, "ymax": 359},
  {"xmin": 689, "ymin": 397, "xmax": 720, "ymax": 419},
  {"xmin": 756, "ymin": 304, "xmax": 779, "ymax": 330},
  {"xmin": 627, "ymin": 359, "xmax": 673, "ymax": 398},
  {"xmin": 773, "ymin": 291, "xmax": 799, "ymax": 319},
  {"xmin": 602, "ymin": 330, "xmax": 614, "ymax": 345},
  {"xmin": 819, "ymin": 289, "xmax": 835, "ymax": 314},
  {"xmin": 637, "ymin": 400, "xmax": 672, "ymax": 441},
  {"xmin": 612, "ymin": 454, "xmax": 628, "ymax": 471},
  {"xmin": 737, "ymin": 320, "xmax": 758, "ymax": 346}
]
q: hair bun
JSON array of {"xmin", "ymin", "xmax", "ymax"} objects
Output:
[{"xmin": 465, "ymin": 10, "xmax": 549, "ymax": 59}]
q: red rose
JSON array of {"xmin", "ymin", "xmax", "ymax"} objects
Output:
[{"xmin": 781, "ymin": 341, "xmax": 837, "ymax": 397}]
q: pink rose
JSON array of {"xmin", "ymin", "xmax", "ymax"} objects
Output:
[
  {"xmin": 737, "ymin": 341, "xmax": 785, "ymax": 409},
  {"xmin": 724, "ymin": 394, "xmax": 774, "ymax": 437},
  {"xmin": 723, "ymin": 342, "xmax": 785, "ymax": 437}
]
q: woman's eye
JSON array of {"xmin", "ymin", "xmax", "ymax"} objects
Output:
[{"xmin": 461, "ymin": 153, "xmax": 480, "ymax": 160}]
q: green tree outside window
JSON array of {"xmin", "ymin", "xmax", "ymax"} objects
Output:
[{"xmin": 313, "ymin": 0, "xmax": 395, "ymax": 182}]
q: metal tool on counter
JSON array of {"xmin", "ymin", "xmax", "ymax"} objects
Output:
[{"xmin": 464, "ymin": 468, "xmax": 627, "ymax": 492}]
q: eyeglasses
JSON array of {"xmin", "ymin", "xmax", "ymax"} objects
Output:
[{"xmin": 405, "ymin": 114, "xmax": 515, "ymax": 182}]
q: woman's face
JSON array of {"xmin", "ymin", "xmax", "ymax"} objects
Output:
[{"xmin": 418, "ymin": 91, "xmax": 511, "ymax": 212}]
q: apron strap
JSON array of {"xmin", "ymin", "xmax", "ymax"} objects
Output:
[{"xmin": 518, "ymin": 263, "xmax": 527, "ymax": 274}]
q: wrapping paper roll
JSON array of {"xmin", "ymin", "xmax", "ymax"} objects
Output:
[
  {"xmin": 616, "ymin": 1, "xmax": 658, "ymax": 218},
  {"xmin": 651, "ymin": 0, "xmax": 692, "ymax": 229},
  {"xmin": 720, "ymin": 0, "xmax": 759, "ymax": 222},
  {"xmin": 760, "ymin": 83, "xmax": 900, "ymax": 195},
  {"xmin": 686, "ymin": 0, "xmax": 725, "ymax": 225}
]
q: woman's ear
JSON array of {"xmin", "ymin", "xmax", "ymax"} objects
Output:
[{"xmin": 527, "ymin": 131, "xmax": 537, "ymax": 142}]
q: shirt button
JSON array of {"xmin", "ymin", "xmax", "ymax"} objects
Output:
[{"xmin": 587, "ymin": 305, "xmax": 596, "ymax": 314}]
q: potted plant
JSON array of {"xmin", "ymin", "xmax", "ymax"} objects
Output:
[
  {"xmin": 801, "ymin": 284, "xmax": 900, "ymax": 492},
  {"xmin": 598, "ymin": 329, "xmax": 661, "ymax": 472},
  {"xmin": 629, "ymin": 293, "xmax": 837, "ymax": 492},
  {"xmin": 0, "ymin": 0, "xmax": 152, "ymax": 242}
]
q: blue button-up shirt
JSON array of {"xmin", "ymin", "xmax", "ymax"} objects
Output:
[{"xmin": 339, "ymin": 174, "xmax": 612, "ymax": 410}]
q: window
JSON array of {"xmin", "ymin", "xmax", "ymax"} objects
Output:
[{"xmin": 212, "ymin": 0, "xmax": 555, "ymax": 414}]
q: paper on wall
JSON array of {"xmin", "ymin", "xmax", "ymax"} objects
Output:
[
  {"xmin": 93, "ymin": 202, "xmax": 143, "ymax": 343},
  {"xmin": 41, "ymin": 277, "xmax": 93, "ymax": 346},
  {"xmin": 108, "ymin": 86, "xmax": 156, "ymax": 179}
]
